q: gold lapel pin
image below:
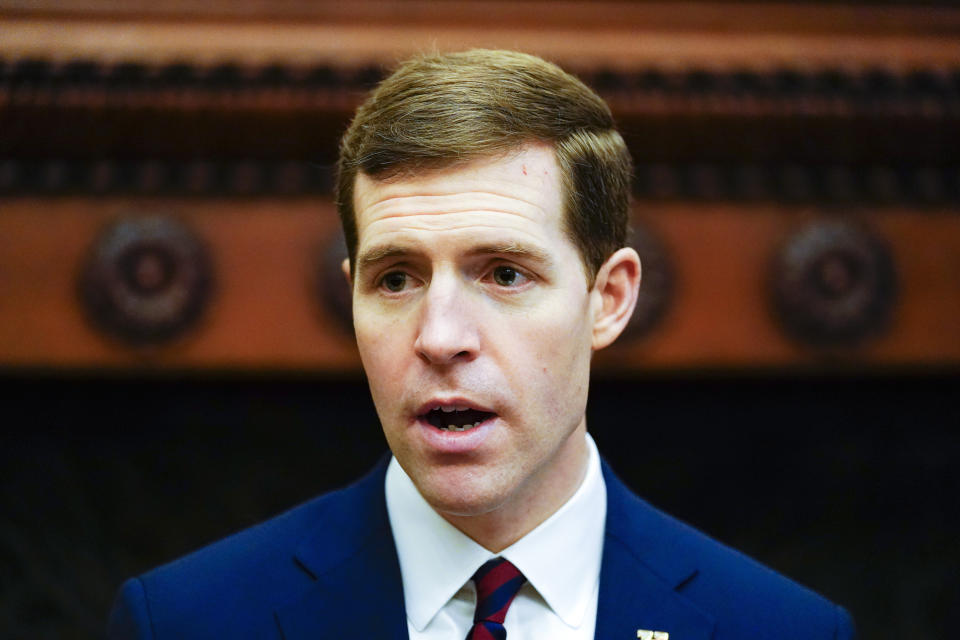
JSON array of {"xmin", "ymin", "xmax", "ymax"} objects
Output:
[{"xmin": 637, "ymin": 630, "xmax": 669, "ymax": 640}]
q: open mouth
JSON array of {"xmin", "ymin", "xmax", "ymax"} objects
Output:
[{"xmin": 422, "ymin": 406, "xmax": 495, "ymax": 432}]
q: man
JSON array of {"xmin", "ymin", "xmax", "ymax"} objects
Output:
[{"xmin": 109, "ymin": 50, "xmax": 854, "ymax": 639}]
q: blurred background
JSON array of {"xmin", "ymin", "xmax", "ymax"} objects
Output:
[{"xmin": 1, "ymin": 1, "xmax": 958, "ymax": 638}]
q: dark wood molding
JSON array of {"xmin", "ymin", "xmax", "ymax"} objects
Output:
[
  {"xmin": 4, "ymin": 1, "xmax": 960, "ymax": 35},
  {"xmin": 4, "ymin": 7, "xmax": 960, "ymax": 72},
  {"xmin": 3, "ymin": 158, "xmax": 959, "ymax": 206},
  {"xmin": 1, "ymin": 3, "xmax": 957, "ymax": 371},
  {"xmin": 3, "ymin": 58, "xmax": 958, "ymax": 115},
  {"xmin": 2, "ymin": 59, "xmax": 958, "ymax": 201}
]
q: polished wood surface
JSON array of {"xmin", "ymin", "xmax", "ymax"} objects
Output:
[
  {"xmin": 3, "ymin": 17, "xmax": 960, "ymax": 71},
  {"xmin": 1, "ymin": 198, "xmax": 956, "ymax": 371},
  {"xmin": 4, "ymin": 1, "xmax": 960, "ymax": 71},
  {"xmin": 1, "ymin": 0, "xmax": 957, "ymax": 372},
  {"xmin": 0, "ymin": 199, "xmax": 356, "ymax": 370},
  {"xmin": 603, "ymin": 204, "xmax": 960, "ymax": 370}
]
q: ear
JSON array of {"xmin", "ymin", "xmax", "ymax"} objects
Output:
[
  {"xmin": 341, "ymin": 258, "xmax": 352, "ymax": 287},
  {"xmin": 590, "ymin": 247, "xmax": 641, "ymax": 351}
]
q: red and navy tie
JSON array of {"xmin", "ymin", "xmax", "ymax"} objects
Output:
[{"xmin": 466, "ymin": 557, "xmax": 527, "ymax": 640}]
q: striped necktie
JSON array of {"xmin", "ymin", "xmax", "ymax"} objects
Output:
[{"xmin": 466, "ymin": 557, "xmax": 527, "ymax": 640}]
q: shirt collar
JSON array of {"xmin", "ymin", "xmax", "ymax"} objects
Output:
[{"xmin": 385, "ymin": 433, "xmax": 607, "ymax": 631}]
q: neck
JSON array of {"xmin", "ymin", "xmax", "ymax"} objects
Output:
[{"xmin": 441, "ymin": 425, "xmax": 590, "ymax": 552}]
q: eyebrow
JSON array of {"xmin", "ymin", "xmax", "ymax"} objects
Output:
[
  {"xmin": 465, "ymin": 242, "xmax": 553, "ymax": 266},
  {"xmin": 357, "ymin": 244, "xmax": 412, "ymax": 270},
  {"xmin": 356, "ymin": 241, "xmax": 554, "ymax": 271}
]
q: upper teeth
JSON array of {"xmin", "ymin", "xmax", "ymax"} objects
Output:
[{"xmin": 439, "ymin": 405, "xmax": 469, "ymax": 413}]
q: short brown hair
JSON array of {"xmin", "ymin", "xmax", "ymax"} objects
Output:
[{"xmin": 335, "ymin": 49, "xmax": 632, "ymax": 282}]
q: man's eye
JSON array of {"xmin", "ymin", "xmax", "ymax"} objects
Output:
[
  {"xmin": 381, "ymin": 271, "xmax": 408, "ymax": 292},
  {"xmin": 492, "ymin": 266, "xmax": 526, "ymax": 287}
]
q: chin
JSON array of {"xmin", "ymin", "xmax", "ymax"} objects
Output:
[{"xmin": 415, "ymin": 472, "xmax": 512, "ymax": 518}]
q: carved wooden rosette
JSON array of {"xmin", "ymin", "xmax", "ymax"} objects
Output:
[
  {"xmin": 621, "ymin": 221, "xmax": 675, "ymax": 341},
  {"xmin": 317, "ymin": 231, "xmax": 354, "ymax": 335},
  {"xmin": 78, "ymin": 215, "xmax": 213, "ymax": 346},
  {"xmin": 770, "ymin": 219, "xmax": 897, "ymax": 348}
]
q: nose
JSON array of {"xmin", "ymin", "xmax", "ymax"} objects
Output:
[{"xmin": 414, "ymin": 275, "xmax": 479, "ymax": 365}]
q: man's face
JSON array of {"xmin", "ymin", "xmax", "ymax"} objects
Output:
[{"xmin": 350, "ymin": 144, "xmax": 599, "ymax": 522}]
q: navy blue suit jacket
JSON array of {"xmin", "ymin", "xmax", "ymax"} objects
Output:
[{"xmin": 108, "ymin": 459, "xmax": 854, "ymax": 639}]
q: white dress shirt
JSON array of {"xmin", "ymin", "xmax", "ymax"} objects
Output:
[{"xmin": 385, "ymin": 433, "xmax": 607, "ymax": 640}]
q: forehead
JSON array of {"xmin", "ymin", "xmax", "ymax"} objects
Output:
[{"xmin": 352, "ymin": 144, "xmax": 566, "ymax": 250}]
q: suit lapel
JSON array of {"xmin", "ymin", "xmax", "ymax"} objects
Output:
[
  {"xmin": 274, "ymin": 457, "xmax": 716, "ymax": 639},
  {"xmin": 274, "ymin": 459, "xmax": 409, "ymax": 640},
  {"xmin": 274, "ymin": 541, "xmax": 408, "ymax": 640},
  {"xmin": 596, "ymin": 461, "xmax": 716, "ymax": 640}
]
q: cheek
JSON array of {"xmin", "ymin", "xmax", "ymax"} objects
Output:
[
  {"xmin": 355, "ymin": 324, "xmax": 402, "ymax": 400},
  {"xmin": 513, "ymin": 306, "xmax": 592, "ymax": 415},
  {"xmin": 355, "ymin": 304, "xmax": 403, "ymax": 360},
  {"xmin": 527, "ymin": 297, "xmax": 593, "ymax": 365}
]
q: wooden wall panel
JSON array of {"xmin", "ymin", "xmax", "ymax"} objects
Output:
[
  {"xmin": 1, "ymin": 1, "xmax": 958, "ymax": 373},
  {"xmin": 3, "ymin": 3, "xmax": 960, "ymax": 70},
  {"xmin": 601, "ymin": 204, "xmax": 960, "ymax": 370},
  {"xmin": 1, "ymin": 198, "xmax": 956, "ymax": 371},
  {"xmin": 0, "ymin": 198, "xmax": 359, "ymax": 370}
]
